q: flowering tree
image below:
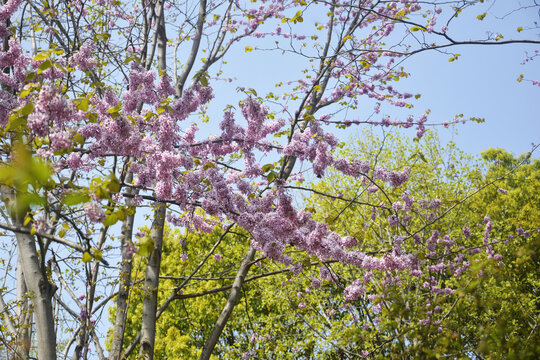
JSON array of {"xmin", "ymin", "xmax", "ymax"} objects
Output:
[{"xmin": 0, "ymin": 0, "xmax": 538, "ymax": 359}]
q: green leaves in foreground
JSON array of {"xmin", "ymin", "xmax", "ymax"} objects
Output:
[{"xmin": 0, "ymin": 144, "xmax": 54, "ymax": 215}]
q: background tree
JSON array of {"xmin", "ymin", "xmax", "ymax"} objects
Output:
[{"xmin": 454, "ymin": 148, "xmax": 540, "ymax": 359}]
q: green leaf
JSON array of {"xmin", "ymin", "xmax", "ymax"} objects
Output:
[
  {"xmin": 106, "ymin": 103, "xmax": 122, "ymax": 114},
  {"xmin": 24, "ymin": 72, "xmax": 36, "ymax": 82},
  {"xmin": 102, "ymin": 213, "xmax": 118, "ymax": 227},
  {"xmin": 203, "ymin": 162, "xmax": 216, "ymax": 170},
  {"xmin": 5, "ymin": 115, "xmax": 25, "ymax": 133},
  {"xmin": 470, "ymin": 117, "xmax": 485, "ymax": 124},
  {"xmin": 267, "ymin": 171, "xmax": 278, "ymax": 183},
  {"xmin": 63, "ymin": 191, "xmax": 91, "ymax": 206},
  {"xmin": 144, "ymin": 112, "xmax": 155, "ymax": 121},
  {"xmin": 193, "ymin": 71, "xmax": 209, "ymax": 86},
  {"xmin": 93, "ymin": 32, "xmax": 110, "ymax": 42},
  {"xmin": 82, "ymin": 252, "xmax": 93, "ymax": 263},
  {"xmin": 448, "ymin": 54, "xmax": 460, "ymax": 62},
  {"xmin": 90, "ymin": 178, "xmax": 108, "ymax": 200},
  {"xmin": 115, "ymin": 208, "xmax": 127, "ymax": 221},
  {"xmin": 29, "ymin": 160, "xmax": 53, "ymax": 186},
  {"xmin": 37, "ymin": 60, "xmax": 53, "ymax": 74},
  {"xmin": 73, "ymin": 133, "xmax": 85, "ymax": 146},
  {"xmin": 92, "ymin": 249, "xmax": 103, "ymax": 262},
  {"xmin": 77, "ymin": 98, "xmax": 90, "ymax": 111},
  {"xmin": 20, "ymin": 83, "xmax": 39, "ymax": 99},
  {"xmin": 138, "ymin": 236, "xmax": 154, "ymax": 256},
  {"xmin": 200, "ymin": 74, "xmax": 209, "ymax": 87},
  {"xmin": 85, "ymin": 113, "xmax": 97, "ymax": 123},
  {"xmin": 33, "ymin": 51, "xmax": 50, "ymax": 61},
  {"xmin": 106, "ymin": 173, "xmax": 121, "ymax": 193},
  {"xmin": 20, "ymin": 102, "xmax": 34, "ymax": 116},
  {"xmin": 476, "ymin": 12, "xmax": 487, "ymax": 21},
  {"xmin": 304, "ymin": 206, "xmax": 316, "ymax": 214},
  {"xmin": 11, "ymin": 193, "xmax": 45, "ymax": 216}
]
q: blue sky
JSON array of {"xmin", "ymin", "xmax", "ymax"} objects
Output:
[
  {"xmin": 204, "ymin": 1, "xmax": 539, "ymax": 159},
  {"xmin": 397, "ymin": 3, "xmax": 540, "ymax": 157}
]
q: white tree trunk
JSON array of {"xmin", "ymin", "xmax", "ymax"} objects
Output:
[
  {"xmin": 15, "ymin": 250, "xmax": 32, "ymax": 360},
  {"xmin": 15, "ymin": 230, "xmax": 57, "ymax": 359},
  {"xmin": 139, "ymin": 204, "xmax": 166, "ymax": 360},
  {"xmin": 2, "ymin": 186, "xmax": 57, "ymax": 359},
  {"xmin": 199, "ymin": 246, "xmax": 256, "ymax": 360},
  {"xmin": 109, "ymin": 201, "xmax": 137, "ymax": 359}
]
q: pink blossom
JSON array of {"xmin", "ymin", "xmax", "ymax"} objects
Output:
[
  {"xmin": 429, "ymin": 199, "xmax": 441, "ymax": 209},
  {"xmin": 83, "ymin": 202, "xmax": 105, "ymax": 223},
  {"xmin": 66, "ymin": 153, "xmax": 83, "ymax": 170},
  {"xmin": 311, "ymin": 277, "xmax": 322, "ymax": 289},
  {"xmin": 70, "ymin": 41, "xmax": 97, "ymax": 70},
  {"xmin": 125, "ymin": 241, "xmax": 138, "ymax": 258},
  {"xmin": 33, "ymin": 217, "xmax": 51, "ymax": 233},
  {"xmin": 342, "ymin": 236, "xmax": 358, "ymax": 248},
  {"xmin": 388, "ymin": 215, "xmax": 399, "ymax": 227},
  {"xmin": 344, "ymin": 280, "xmax": 365, "ymax": 301}
]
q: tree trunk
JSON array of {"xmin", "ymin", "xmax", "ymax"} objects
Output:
[
  {"xmin": 139, "ymin": 204, "xmax": 166, "ymax": 360},
  {"xmin": 15, "ymin": 250, "xmax": 32, "ymax": 360},
  {"xmin": 109, "ymin": 182, "xmax": 137, "ymax": 360},
  {"xmin": 15, "ymin": 231, "xmax": 57, "ymax": 359},
  {"xmin": 139, "ymin": 3, "xmax": 168, "ymax": 357},
  {"xmin": 2, "ymin": 185, "xmax": 57, "ymax": 359},
  {"xmin": 199, "ymin": 246, "xmax": 256, "ymax": 360}
]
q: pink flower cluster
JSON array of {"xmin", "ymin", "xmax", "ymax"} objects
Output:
[
  {"xmin": 70, "ymin": 41, "xmax": 97, "ymax": 70},
  {"xmin": 83, "ymin": 202, "xmax": 105, "ymax": 223}
]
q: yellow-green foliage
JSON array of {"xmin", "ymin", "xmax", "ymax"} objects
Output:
[{"xmin": 454, "ymin": 148, "xmax": 540, "ymax": 359}]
